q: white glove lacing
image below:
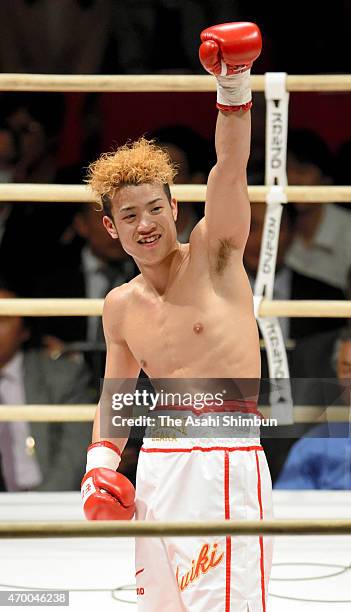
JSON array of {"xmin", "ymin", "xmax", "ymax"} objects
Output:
[
  {"xmin": 85, "ymin": 443, "xmax": 121, "ymax": 472},
  {"xmin": 216, "ymin": 68, "xmax": 251, "ymax": 107}
]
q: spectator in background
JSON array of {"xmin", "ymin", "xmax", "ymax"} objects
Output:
[
  {"xmin": 0, "ymin": 124, "xmax": 18, "ymax": 278},
  {"xmin": 32, "ymin": 204, "xmax": 137, "ymax": 376},
  {"xmin": 149, "ymin": 125, "xmax": 209, "ymax": 185},
  {"xmin": 1, "ymin": 1, "xmax": 347, "ymax": 77},
  {"xmin": 0, "ymin": 122, "xmax": 18, "ymax": 185},
  {"xmin": 0, "ymin": 92, "xmax": 66, "ymax": 184},
  {"xmin": 246, "ymin": 193, "xmax": 346, "ymax": 485},
  {"xmin": 0, "ymin": 93, "xmax": 83, "ymax": 291},
  {"xmin": 149, "ymin": 125, "xmax": 209, "ymax": 242},
  {"xmin": 244, "ymin": 196, "xmax": 345, "ymax": 341},
  {"xmin": 275, "ymin": 326, "xmax": 351, "ymax": 490},
  {"xmin": 285, "ymin": 129, "xmax": 351, "ymax": 292},
  {"xmin": 290, "ymin": 265, "xmax": 351, "ymax": 397},
  {"xmin": 0, "ymin": 278, "xmax": 93, "ymax": 491}
]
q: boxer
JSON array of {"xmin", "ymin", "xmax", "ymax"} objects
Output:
[{"xmin": 82, "ymin": 22, "xmax": 273, "ymax": 611}]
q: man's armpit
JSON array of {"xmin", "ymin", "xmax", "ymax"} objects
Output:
[{"xmin": 215, "ymin": 237, "xmax": 236, "ymax": 274}]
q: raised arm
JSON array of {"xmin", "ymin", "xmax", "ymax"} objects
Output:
[
  {"xmin": 82, "ymin": 287, "xmax": 140, "ymax": 521},
  {"xmin": 206, "ymin": 109, "xmax": 251, "ymax": 252},
  {"xmin": 198, "ymin": 22, "xmax": 262, "ymax": 258}
]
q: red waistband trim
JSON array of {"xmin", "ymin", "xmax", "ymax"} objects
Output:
[{"xmin": 141, "ymin": 445, "xmax": 263, "ymax": 453}]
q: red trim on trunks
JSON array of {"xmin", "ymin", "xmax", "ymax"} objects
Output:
[
  {"xmin": 255, "ymin": 450, "xmax": 266, "ymax": 612},
  {"xmin": 87, "ymin": 440, "xmax": 121, "ymax": 456},
  {"xmin": 141, "ymin": 445, "xmax": 263, "ymax": 453},
  {"xmin": 224, "ymin": 451, "xmax": 231, "ymax": 612}
]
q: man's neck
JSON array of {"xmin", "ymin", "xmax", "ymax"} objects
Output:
[{"xmin": 138, "ymin": 242, "xmax": 188, "ymax": 296}]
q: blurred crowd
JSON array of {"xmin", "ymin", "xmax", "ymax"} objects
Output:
[
  {"xmin": 0, "ymin": 0, "xmax": 350, "ymax": 493},
  {"xmin": 0, "ymin": 0, "xmax": 350, "ymax": 75}
]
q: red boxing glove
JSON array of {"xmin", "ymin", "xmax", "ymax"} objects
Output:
[
  {"xmin": 199, "ymin": 22, "xmax": 262, "ymax": 112},
  {"xmin": 81, "ymin": 440, "xmax": 135, "ymax": 520},
  {"xmin": 82, "ymin": 467, "xmax": 135, "ymax": 520}
]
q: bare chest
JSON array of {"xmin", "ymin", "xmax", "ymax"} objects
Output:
[
  {"xmin": 126, "ymin": 287, "xmax": 201, "ymax": 369},
  {"xmin": 122, "ymin": 278, "xmax": 256, "ymax": 377}
]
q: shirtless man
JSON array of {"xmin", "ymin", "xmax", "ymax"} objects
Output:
[{"xmin": 81, "ymin": 22, "xmax": 273, "ymax": 612}]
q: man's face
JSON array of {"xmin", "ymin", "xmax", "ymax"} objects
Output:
[
  {"xmin": 0, "ymin": 290, "xmax": 29, "ymax": 368},
  {"xmin": 8, "ymin": 108, "xmax": 47, "ymax": 168},
  {"xmin": 103, "ymin": 183, "xmax": 178, "ymax": 265}
]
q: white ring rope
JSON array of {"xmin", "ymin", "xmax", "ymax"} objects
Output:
[
  {"xmin": 0, "ymin": 298, "xmax": 349, "ymax": 317},
  {"xmin": 0, "ymin": 184, "xmax": 350, "ymax": 203},
  {"xmin": 0, "ymin": 74, "xmax": 350, "ymax": 92}
]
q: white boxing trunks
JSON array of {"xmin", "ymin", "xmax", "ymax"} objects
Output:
[{"xmin": 135, "ymin": 404, "xmax": 273, "ymax": 612}]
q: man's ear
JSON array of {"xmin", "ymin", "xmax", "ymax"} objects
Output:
[
  {"xmin": 171, "ymin": 198, "xmax": 178, "ymax": 223},
  {"xmin": 103, "ymin": 215, "xmax": 118, "ymax": 239}
]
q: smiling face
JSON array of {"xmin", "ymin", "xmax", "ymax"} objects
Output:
[{"xmin": 102, "ymin": 183, "xmax": 178, "ymax": 266}]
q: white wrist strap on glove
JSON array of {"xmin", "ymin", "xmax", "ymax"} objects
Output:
[
  {"xmin": 86, "ymin": 443, "xmax": 121, "ymax": 472},
  {"xmin": 216, "ymin": 69, "xmax": 251, "ymax": 108}
]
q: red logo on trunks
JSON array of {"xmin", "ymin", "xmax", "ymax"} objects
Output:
[
  {"xmin": 176, "ymin": 542, "xmax": 224, "ymax": 591},
  {"xmin": 136, "ymin": 568, "xmax": 145, "ymax": 596}
]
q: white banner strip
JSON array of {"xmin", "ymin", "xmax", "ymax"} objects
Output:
[
  {"xmin": 264, "ymin": 72, "xmax": 289, "ymax": 187},
  {"xmin": 254, "ymin": 72, "xmax": 293, "ymax": 424},
  {"xmin": 257, "ymin": 316, "xmax": 294, "ymax": 425},
  {"xmin": 254, "ymin": 190, "xmax": 286, "ymax": 300}
]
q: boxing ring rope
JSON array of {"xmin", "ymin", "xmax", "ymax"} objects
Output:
[
  {"xmin": 0, "ymin": 298, "xmax": 102, "ymax": 316},
  {"xmin": 0, "ymin": 405, "xmax": 348, "ymax": 423},
  {"xmin": 0, "ymin": 73, "xmax": 350, "ymax": 92},
  {"xmin": 0, "ymin": 184, "xmax": 350, "ymax": 203},
  {"xmin": 1, "ymin": 519, "xmax": 351, "ymax": 538},
  {"xmin": 0, "ymin": 298, "xmax": 349, "ymax": 317}
]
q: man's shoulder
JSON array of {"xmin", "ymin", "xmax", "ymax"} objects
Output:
[
  {"xmin": 105, "ymin": 274, "xmax": 142, "ymax": 301},
  {"xmin": 103, "ymin": 274, "xmax": 144, "ymax": 322}
]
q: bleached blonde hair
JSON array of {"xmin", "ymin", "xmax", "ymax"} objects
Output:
[{"xmin": 86, "ymin": 137, "xmax": 177, "ymax": 216}]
